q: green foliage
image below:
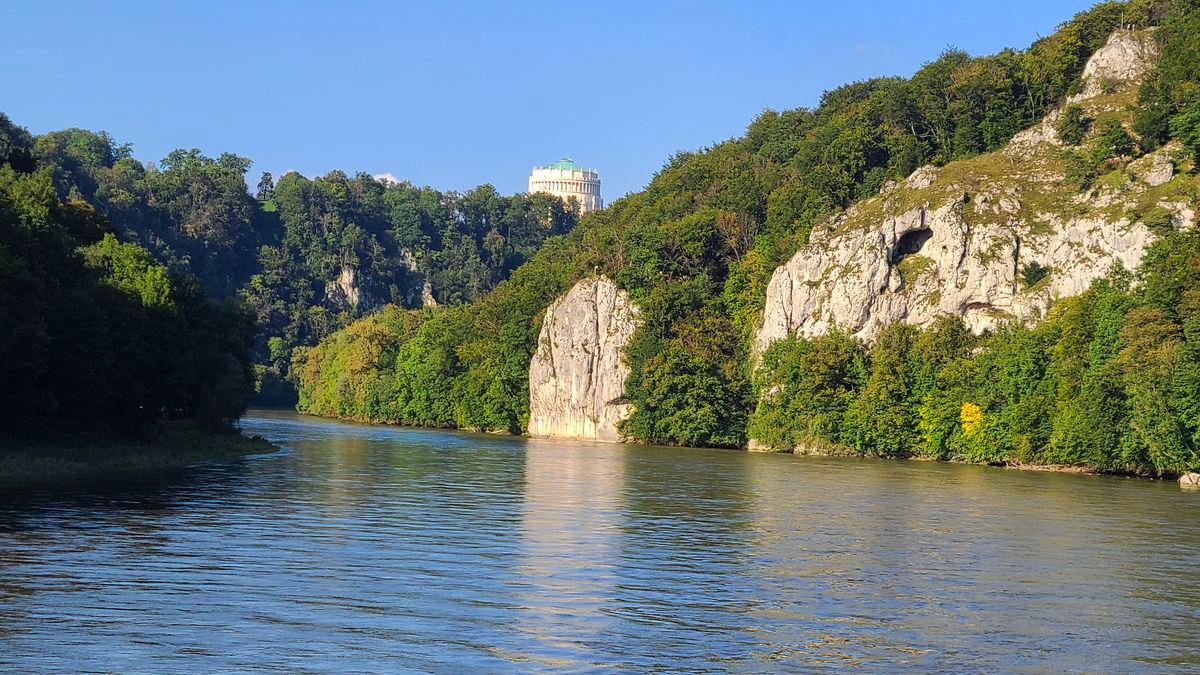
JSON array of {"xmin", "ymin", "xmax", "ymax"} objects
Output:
[
  {"xmin": 1137, "ymin": 0, "xmax": 1200, "ymax": 149},
  {"xmin": 748, "ymin": 331, "xmax": 865, "ymax": 451},
  {"xmin": 1056, "ymin": 104, "xmax": 1092, "ymax": 145},
  {"xmin": 1062, "ymin": 148, "xmax": 1102, "ymax": 187},
  {"xmin": 1169, "ymin": 96, "xmax": 1200, "ymax": 162},
  {"xmin": 292, "ymin": 0, "xmax": 1167, "ymax": 448},
  {"xmin": 1142, "ymin": 206, "xmax": 1177, "ymax": 235},
  {"xmin": 1064, "ymin": 119, "xmax": 1139, "ymax": 187},
  {"xmin": 245, "ymin": 173, "xmax": 575, "ymax": 402},
  {"xmin": 3, "ymin": 115, "xmax": 578, "ymax": 406},
  {"xmin": 294, "ymin": 230, "xmax": 584, "ymax": 431},
  {"xmin": 843, "ymin": 323, "xmax": 922, "ymax": 457},
  {"xmin": 6, "ymin": 1, "xmax": 1197, "ymax": 477},
  {"xmin": 1021, "ymin": 261, "xmax": 1052, "ymax": 288},
  {"xmin": 81, "ymin": 234, "xmax": 173, "ymax": 308},
  {"xmin": 0, "ymin": 112, "xmax": 35, "ymax": 173},
  {"xmin": 1094, "ymin": 119, "xmax": 1137, "ymax": 159},
  {"xmin": 1114, "ymin": 306, "xmax": 1195, "ymax": 473},
  {"xmin": 622, "ymin": 304, "xmax": 750, "ymax": 447},
  {"xmin": 751, "ymin": 230, "xmax": 1200, "ymax": 475},
  {"xmin": 0, "ymin": 163, "xmax": 256, "ymax": 438}
]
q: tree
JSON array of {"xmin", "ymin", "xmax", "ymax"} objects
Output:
[
  {"xmin": 1116, "ymin": 308, "xmax": 1194, "ymax": 474},
  {"xmin": 1056, "ymin": 104, "xmax": 1091, "ymax": 145},
  {"xmin": 844, "ymin": 323, "xmax": 920, "ymax": 457},
  {"xmin": 749, "ymin": 331, "xmax": 865, "ymax": 451},
  {"xmin": 1093, "ymin": 119, "xmax": 1136, "ymax": 159},
  {"xmin": 256, "ymin": 171, "xmax": 275, "ymax": 201}
]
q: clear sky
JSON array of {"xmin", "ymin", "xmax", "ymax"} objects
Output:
[{"xmin": 3, "ymin": 0, "xmax": 1093, "ymax": 199}]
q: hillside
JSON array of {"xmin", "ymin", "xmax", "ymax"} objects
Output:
[
  {"xmin": 295, "ymin": 1, "xmax": 1200, "ymax": 474},
  {"xmin": 0, "ymin": 147, "xmax": 266, "ymax": 466},
  {"xmin": 748, "ymin": 23, "xmax": 1200, "ymax": 476},
  {"xmin": 756, "ymin": 28, "xmax": 1194, "ymax": 348},
  {"xmin": 0, "ymin": 117, "xmax": 579, "ymax": 402}
]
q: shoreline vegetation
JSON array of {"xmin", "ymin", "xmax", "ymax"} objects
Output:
[
  {"xmin": 0, "ymin": 422, "xmax": 275, "ymax": 487},
  {"xmin": 295, "ymin": 407, "xmax": 1192, "ymax": 482}
]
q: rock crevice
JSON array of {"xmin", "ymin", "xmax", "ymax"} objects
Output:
[{"xmin": 755, "ymin": 186, "xmax": 1160, "ymax": 350}]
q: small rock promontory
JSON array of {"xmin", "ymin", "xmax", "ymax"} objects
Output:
[{"xmin": 528, "ymin": 276, "xmax": 639, "ymax": 442}]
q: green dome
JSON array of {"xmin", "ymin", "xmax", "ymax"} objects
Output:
[{"xmin": 548, "ymin": 157, "xmax": 583, "ymax": 171}]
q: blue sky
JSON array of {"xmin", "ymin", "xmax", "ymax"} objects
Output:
[{"xmin": 3, "ymin": 0, "xmax": 1092, "ymax": 199}]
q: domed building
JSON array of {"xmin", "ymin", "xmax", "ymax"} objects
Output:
[{"xmin": 528, "ymin": 158, "xmax": 602, "ymax": 214}]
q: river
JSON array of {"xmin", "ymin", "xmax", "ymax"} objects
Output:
[{"xmin": 1, "ymin": 410, "xmax": 1198, "ymax": 671}]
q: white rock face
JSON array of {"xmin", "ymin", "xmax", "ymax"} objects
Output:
[
  {"xmin": 420, "ymin": 280, "xmax": 438, "ymax": 308},
  {"xmin": 1140, "ymin": 151, "xmax": 1175, "ymax": 187},
  {"xmin": 1070, "ymin": 28, "xmax": 1158, "ymax": 102},
  {"xmin": 398, "ymin": 249, "xmax": 438, "ymax": 308},
  {"xmin": 753, "ymin": 29, "xmax": 1182, "ymax": 353},
  {"xmin": 755, "ymin": 189, "xmax": 1158, "ymax": 350},
  {"xmin": 1010, "ymin": 113, "xmax": 1061, "ymax": 157},
  {"xmin": 326, "ymin": 265, "xmax": 363, "ymax": 310},
  {"xmin": 528, "ymin": 277, "xmax": 639, "ymax": 442}
]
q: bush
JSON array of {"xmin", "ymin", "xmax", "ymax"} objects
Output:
[
  {"xmin": 1021, "ymin": 261, "xmax": 1052, "ymax": 288},
  {"xmin": 1062, "ymin": 149, "xmax": 1100, "ymax": 187},
  {"xmin": 1056, "ymin": 104, "xmax": 1091, "ymax": 145},
  {"xmin": 1094, "ymin": 119, "xmax": 1137, "ymax": 159}
]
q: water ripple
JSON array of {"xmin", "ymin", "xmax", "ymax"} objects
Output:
[{"xmin": 0, "ymin": 410, "xmax": 1197, "ymax": 672}]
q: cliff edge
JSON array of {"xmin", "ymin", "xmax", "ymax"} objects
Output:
[{"xmin": 528, "ymin": 276, "xmax": 640, "ymax": 442}]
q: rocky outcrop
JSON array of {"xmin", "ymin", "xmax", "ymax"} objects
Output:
[
  {"xmin": 1181, "ymin": 473, "xmax": 1200, "ymax": 489},
  {"xmin": 1070, "ymin": 28, "xmax": 1158, "ymax": 102},
  {"xmin": 754, "ymin": 29, "xmax": 1191, "ymax": 353},
  {"xmin": 326, "ymin": 265, "xmax": 366, "ymax": 310},
  {"xmin": 397, "ymin": 249, "xmax": 438, "ymax": 308},
  {"xmin": 755, "ymin": 187, "xmax": 1160, "ymax": 348},
  {"xmin": 1136, "ymin": 151, "xmax": 1175, "ymax": 187},
  {"xmin": 420, "ymin": 280, "xmax": 438, "ymax": 308},
  {"xmin": 528, "ymin": 277, "xmax": 639, "ymax": 442}
]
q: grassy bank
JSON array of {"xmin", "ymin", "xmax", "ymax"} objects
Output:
[{"xmin": 0, "ymin": 421, "xmax": 276, "ymax": 486}]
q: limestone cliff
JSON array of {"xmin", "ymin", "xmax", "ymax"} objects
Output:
[
  {"xmin": 528, "ymin": 276, "xmax": 639, "ymax": 442},
  {"xmin": 1069, "ymin": 28, "xmax": 1159, "ymax": 102},
  {"xmin": 756, "ymin": 29, "xmax": 1197, "ymax": 352},
  {"xmin": 325, "ymin": 265, "xmax": 367, "ymax": 311}
]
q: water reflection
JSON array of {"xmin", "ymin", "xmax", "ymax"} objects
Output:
[
  {"xmin": 608, "ymin": 446, "xmax": 758, "ymax": 668},
  {"xmin": 0, "ymin": 410, "xmax": 1196, "ymax": 671},
  {"xmin": 512, "ymin": 439, "xmax": 625, "ymax": 667}
]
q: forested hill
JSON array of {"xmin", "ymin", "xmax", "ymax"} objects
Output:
[
  {"xmin": 0, "ymin": 152, "xmax": 256, "ymax": 441},
  {"xmin": 294, "ymin": 0, "xmax": 1200, "ymax": 476},
  {"xmin": 0, "ymin": 117, "xmax": 580, "ymax": 402}
]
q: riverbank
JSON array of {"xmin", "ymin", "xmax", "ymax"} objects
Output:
[
  {"xmin": 283, "ymin": 409, "xmax": 1198, "ymax": 483},
  {"xmin": 0, "ymin": 421, "xmax": 276, "ymax": 487},
  {"xmin": 735, "ymin": 437, "xmax": 1194, "ymax": 481},
  {"xmin": 296, "ymin": 408, "xmax": 517, "ymax": 435}
]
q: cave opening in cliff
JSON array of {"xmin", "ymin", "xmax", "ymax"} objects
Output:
[{"xmin": 892, "ymin": 228, "xmax": 933, "ymax": 263}]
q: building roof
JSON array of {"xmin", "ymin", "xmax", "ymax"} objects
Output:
[{"xmin": 548, "ymin": 157, "xmax": 583, "ymax": 171}]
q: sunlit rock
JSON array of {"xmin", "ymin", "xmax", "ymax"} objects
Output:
[
  {"xmin": 1069, "ymin": 28, "xmax": 1158, "ymax": 102},
  {"xmin": 753, "ymin": 29, "xmax": 1186, "ymax": 353},
  {"xmin": 528, "ymin": 276, "xmax": 639, "ymax": 442}
]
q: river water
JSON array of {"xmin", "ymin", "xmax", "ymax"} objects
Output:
[{"xmin": 1, "ymin": 410, "xmax": 1198, "ymax": 671}]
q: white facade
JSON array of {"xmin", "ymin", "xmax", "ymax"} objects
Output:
[{"xmin": 528, "ymin": 158, "xmax": 602, "ymax": 214}]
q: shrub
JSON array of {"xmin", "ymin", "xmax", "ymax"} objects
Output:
[
  {"xmin": 1021, "ymin": 261, "xmax": 1052, "ymax": 288},
  {"xmin": 1056, "ymin": 104, "xmax": 1091, "ymax": 145}
]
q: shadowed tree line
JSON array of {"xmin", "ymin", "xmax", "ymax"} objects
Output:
[{"xmin": 0, "ymin": 148, "xmax": 256, "ymax": 440}]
